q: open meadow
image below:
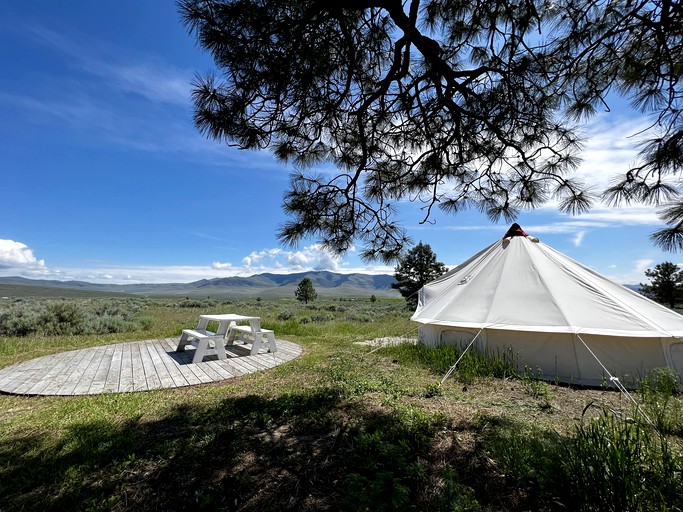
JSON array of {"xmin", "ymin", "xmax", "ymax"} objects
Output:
[{"xmin": 0, "ymin": 296, "xmax": 682, "ymax": 511}]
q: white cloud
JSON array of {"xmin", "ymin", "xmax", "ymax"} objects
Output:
[
  {"xmin": 0, "ymin": 240, "xmax": 46, "ymax": 270},
  {"xmin": 572, "ymin": 230, "xmax": 586, "ymax": 247},
  {"xmin": 211, "ymin": 262, "xmax": 233, "ymax": 270},
  {"xmin": 574, "ymin": 115, "xmax": 651, "ymax": 189},
  {"xmin": 242, "ymin": 245, "xmax": 341, "ymax": 272}
]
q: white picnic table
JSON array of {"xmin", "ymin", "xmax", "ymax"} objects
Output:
[{"xmin": 176, "ymin": 313, "xmax": 277, "ymax": 363}]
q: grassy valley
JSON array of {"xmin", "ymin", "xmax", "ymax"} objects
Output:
[{"xmin": 0, "ymin": 296, "xmax": 681, "ymax": 511}]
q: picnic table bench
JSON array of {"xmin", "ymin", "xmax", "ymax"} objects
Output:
[
  {"xmin": 177, "ymin": 328, "xmax": 228, "ymax": 364},
  {"xmin": 227, "ymin": 325, "xmax": 277, "ymax": 355}
]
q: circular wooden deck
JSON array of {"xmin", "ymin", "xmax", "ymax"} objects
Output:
[{"xmin": 0, "ymin": 337, "xmax": 302, "ymax": 396}]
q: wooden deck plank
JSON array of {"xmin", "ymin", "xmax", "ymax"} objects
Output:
[
  {"xmin": 2, "ymin": 356, "xmax": 55, "ymax": 395},
  {"xmin": 160, "ymin": 339, "xmax": 204, "ymax": 386},
  {"xmin": 118, "ymin": 342, "xmax": 135, "ymax": 392},
  {"xmin": 129, "ymin": 343, "xmax": 148, "ymax": 392},
  {"xmin": 54, "ymin": 349, "xmax": 98, "ymax": 395},
  {"xmin": 231, "ymin": 355, "xmax": 262, "ymax": 372},
  {"xmin": 137, "ymin": 341, "xmax": 161, "ymax": 390},
  {"xmin": 72, "ymin": 347, "xmax": 109, "ymax": 395},
  {"xmin": 173, "ymin": 361, "xmax": 206, "ymax": 386},
  {"xmin": 145, "ymin": 341, "xmax": 178, "ymax": 388},
  {"xmin": 38, "ymin": 349, "xmax": 91, "ymax": 395},
  {"xmin": 87, "ymin": 346, "xmax": 116, "ymax": 395},
  {"xmin": 0, "ymin": 337, "xmax": 302, "ymax": 396},
  {"xmin": 223, "ymin": 355, "xmax": 257, "ymax": 375},
  {"xmin": 102, "ymin": 342, "xmax": 124, "ymax": 393},
  {"xmin": 204, "ymin": 359, "xmax": 237, "ymax": 381},
  {"xmin": 193, "ymin": 360, "xmax": 226, "ymax": 381},
  {"xmin": 22, "ymin": 351, "xmax": 76, "ymax": 395},
  {"xmin": 151, "ymin": 339, "xmax": 189, "ymax": 388}
]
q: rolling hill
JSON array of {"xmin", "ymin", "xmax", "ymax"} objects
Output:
[{"xmin": 0, "ymin": 271, "xmax": 399, "ymax": 298}]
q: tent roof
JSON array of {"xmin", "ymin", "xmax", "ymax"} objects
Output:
[{"xmin": 411, "ymin": 225, "xmax": 683, "ymax": 337}]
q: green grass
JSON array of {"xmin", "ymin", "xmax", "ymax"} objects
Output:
[{"xmin": 0, "ymin": 297, "xmax": 681, "ymax": 511}]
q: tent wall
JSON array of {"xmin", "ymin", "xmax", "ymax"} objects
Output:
[{"xmin": 417, "ymin": 324, "xmax": 674, "ymax": 387}]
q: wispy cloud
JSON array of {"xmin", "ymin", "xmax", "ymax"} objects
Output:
[
  {"xmin": 0, "ymin": 22, "xmax": 288, "ymax": 174},
  {"xmin": 23, "ymin": 23, "xmax": 192, "ymax": 107},
  {"xmin": 603, "ymin": 258, "xmax": 655, "ymax": 285}
]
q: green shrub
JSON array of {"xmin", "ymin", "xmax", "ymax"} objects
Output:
[
  {"xmin": 0, "ymin": 298, "xmax": 158, "ymax": 337},
  {"xmin": 84, "ymin": 316, "xmax": 129, "ymax": 334},
  {"xmin": 39, "ymin": 301, "xmax": 85, "ymax": 336},
  {"xmin": 277, "ymin": 311, "xmax": 294, "ymax": 321},
  {"xmin": 0, "ymin": 309, "xmax": 40, "ymax": 336},
  {"xmin": 311, "ymin": 313, "xmax": 334, "ymax": 323},
  {"xmin": 135, "ymin": 315, "xmax": 155, "ymax": 331}
]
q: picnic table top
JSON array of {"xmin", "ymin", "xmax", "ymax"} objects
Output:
[{"xmin": 200, "ymin": 313, "xmax": 260, "ymax": 322}]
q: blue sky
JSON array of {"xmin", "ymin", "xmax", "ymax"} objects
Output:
[{"xmin": 0, "ymin": 1, "xmax": 679, "ymax": 286}]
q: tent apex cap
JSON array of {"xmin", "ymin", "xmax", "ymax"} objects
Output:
[{"xmin": 503, "ymin": 223, "xmax": 528, "ymax": 238}]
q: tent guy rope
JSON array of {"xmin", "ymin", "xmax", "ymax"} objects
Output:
[
  {"xmin": 575, "ymin": 333, "xmax": 657, "ymax": 430},
  {"xmin": 439, "ymin": 329, "xmax": 483, "ymax": 385}
]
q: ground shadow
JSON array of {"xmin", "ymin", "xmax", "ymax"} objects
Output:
[{"xmin": 0, "ymin": 388, "xmax": 532, "ymax": 511}]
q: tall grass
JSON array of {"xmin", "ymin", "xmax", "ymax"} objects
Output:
[
  {"xmin": 637, "ymin": 367, "xmax": 683, "ymax": 435},
  {"xmin": 380, "ymin": 343, "xmax": 518, "ymax": 384},
  {"xmin": 488, "ymin": 401, "xmax": 683, "ymax": 511}
]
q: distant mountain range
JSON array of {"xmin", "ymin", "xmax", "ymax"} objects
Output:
[{"xmin": 0, "ymin": 271, "xmax": 400, "ymax": 298}]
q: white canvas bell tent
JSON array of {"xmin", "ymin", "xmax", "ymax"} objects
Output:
[{"xmin": 411, "ymin": 224, "xmax": 683, "ymax": 387}]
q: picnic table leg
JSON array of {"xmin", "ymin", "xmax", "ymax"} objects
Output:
[
  {"xmin": 192, "ymin": 337, "xmax": 210, "ymax": 363},
  {"xmin": 177, "ymin": 331, "xmax": 191, "ymax": 351},
  {"xmin": 266, "ymin": 331, "xmax": 277, "ymax": 353},
  {"xmin": 225, "ymin": 321, "xmax": 238, "ymax": 346},
  {"xmin": 214, "ymin": 336, "xmax": 227, "ymax": 359},
  {"xmin": 250, "ymin": 332, "xmax": 264, "ymax": 356}
]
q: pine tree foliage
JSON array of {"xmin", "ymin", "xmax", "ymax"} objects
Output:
[
  {"xmin": 392, "ymin": 242, "xmax": 447, "ymax": 309},
  {"xmin": 295, "ymin": 277, "xmax": 318, "ymax": 303},
  {"xmin": 179, "ymin": 0, "xmax": 683, "ymax": 259},
  {"xmin": 639, "ymin": 261, "xmax": 683, "ymax": 308}
]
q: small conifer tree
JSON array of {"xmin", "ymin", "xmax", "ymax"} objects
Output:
[{"xmin": 295, "ymin": 277, "xmax": 318, "ymax": 304}]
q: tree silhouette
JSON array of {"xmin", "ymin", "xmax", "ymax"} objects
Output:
[{"xmin": 179, "ymin": 1, "xmax": 683, "ymax": 258}]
